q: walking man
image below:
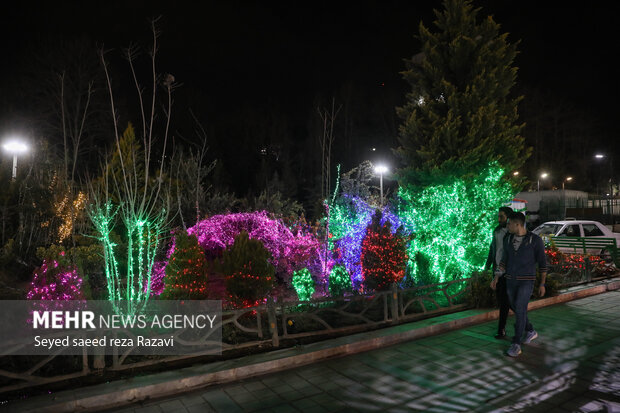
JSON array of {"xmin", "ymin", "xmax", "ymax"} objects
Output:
[
  {"xmin": 494, "ymin": 211, "xmax": 547, "ymax": 357},
  {"xmin": 487, "ymin": 206, "xmax": 513, "ymax": 339}
]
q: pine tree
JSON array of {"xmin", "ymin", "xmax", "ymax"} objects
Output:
[
  {"xmin": 396, "ymin": 0, "xmax": 529, "ymax": 187},
  {"xmin": 161, "ymin": 232, "xmax": 208, "ymax": 299},
  {"xmin": 222, "ymin": 231, "xmax": 275, "ymax": 308},
  {"xmin": 361, "ymin": 210, "xmax": 408, "ymax": 291}
]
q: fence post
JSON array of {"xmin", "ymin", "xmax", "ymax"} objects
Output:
[
  {"xmin": 267, "ymin": 297, "xmax": 279, "ymax": 347},
  {"xmin": 390, "ymin": 283, "xmax": 399, "ymax": 322}
]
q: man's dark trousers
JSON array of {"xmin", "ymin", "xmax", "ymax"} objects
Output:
[
  {"xmin": 496, "ymin": 276, "xmax": 510, "ymax": 334},
  {"xmin": 506, "ymin": 279, "xmax": 535, "ymax": 344}
]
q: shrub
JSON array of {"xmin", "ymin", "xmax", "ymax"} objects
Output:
[
  {"xmin": 222, "ymin": 231, "xmax": 275, "ymax": 307},
  {"xmin": 361, "ymin": 210, "xmax": 408, "ymax": 291},
  {"xmin": 328, "ymin": 265, "xmax": 352, "ymax": 297},
  {"xmin": 465, "ymin": 270, "xmax": 496, "ymax": 308},
  {"xmin": 292, "ymin": 268, "xmax": 315, "ymax": 301},
  {"xmin": 27, "ymin": 255, "xmax": 84, "ymax": 301},
  {"xmin": 160, "ymin": 231, "xmax": 208, "ymax": 299}
]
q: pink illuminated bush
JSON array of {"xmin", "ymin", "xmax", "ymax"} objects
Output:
[
  {"xmin": 27, "ymin": 257, "xmax": 84, "ymax": 301},
  {"xmin": 187, "ymin": 211, "xmax": 321, "ymax": 276}
]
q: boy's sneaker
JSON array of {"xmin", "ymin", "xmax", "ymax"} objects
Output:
[
  {"xmin": 494, "ymin": 329, "xmax": 506, "ymax": 339},
  {"xmin": 506, "ymin": 344, "xmax": 522, "ymax": 357},
  {"xmin": 523, "ymin": 330, "xmax": 538, "ymax": 344}
]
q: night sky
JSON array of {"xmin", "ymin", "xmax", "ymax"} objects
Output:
[{"xmin": 1, "ymin": 0, "xmax": 619, "ymax": 198}]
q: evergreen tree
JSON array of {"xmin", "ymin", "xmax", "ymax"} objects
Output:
[
  {"xmin": 222, "ymin": 231, "xmax": 275, "ymax": 308},
  {"xmin": 361, "ymin": 210, "xmax": 408, "ymax": 291},
  {"xmin": 161, "ymin": 232, "xmax": 208, "ymax": 299},
  {"xmin": 396, "ymin": 0, "xmax": 529, "ymax": 187}
]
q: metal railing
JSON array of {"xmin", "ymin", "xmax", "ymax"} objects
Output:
[{"xmin": 0, "ymin": 278, "xmax": 470, "ymax": 394}]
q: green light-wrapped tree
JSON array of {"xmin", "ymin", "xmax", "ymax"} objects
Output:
[
  {"xmin": 394, "ymin": 0, "xmax": 527, "ymax": 284},
  {"xmin": 88, "ymin": 21, "xmax": 174, "ymax": 316}
]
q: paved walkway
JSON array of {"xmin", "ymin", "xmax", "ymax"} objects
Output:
[{"xmin": 104, "ymin": 290, "xmax": 620, "ymax": 413}]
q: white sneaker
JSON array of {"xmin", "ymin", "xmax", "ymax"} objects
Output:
[{"xmin": 523, "ymin": 330, "xmax": 538, "ymax": 344}]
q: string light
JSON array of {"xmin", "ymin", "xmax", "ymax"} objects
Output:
[
  {"xmin": 27, "ymin": 258, "xmax": 84, "ymax": 301},
  {"xmin": 328, "ymin": 195, "xmax": 408, "ymax": 289},
  {"xmin": 360, "ymin": 212, "xmax": 408, "ymax": 291},
  {"xmin": 292, "ymin": 268, "xmax": 315, "ymax": 301},
  {"xmin": 398, "ymin": 163, "xmax": 513, "ymax": 283},
  {"xmin": 89, "ymin": 201, "xmax": 166, "ymax": 315},
  {"xmin": 328, "ymin": 264, "xmax": 352, "ymax": 296},
  {"xmin": 187, "ymin": 211, "xmax": 321, "ymax": 276},
  {"xmin": 160, "ymin": 233, "xmax": 208, "ymax": 299},
  {"xmin": 55, "ymin": 191, "xmax": 88, "ymax": 243}
]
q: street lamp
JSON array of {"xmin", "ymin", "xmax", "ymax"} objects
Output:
[
  {"xmin": 593, "ymin": 153, "xmax": 613, "ymax": 199},
  {"xmin": 562, "ymin": 176, "xmax": 573, "ymax": 191},
  {"xmin": 2, "ymin": 139, "xmax": 29, "ymax": 180},
  {"xmin": 374, "ymin": 164, "xmax": 388, "ymax": 207},
  {"xmin": 513, "ymin": 171, "xmax": 519, "ymax": 176},
  {"xmin": 537, "ymin": 172, "xmax": 548, "ymax": 192}
]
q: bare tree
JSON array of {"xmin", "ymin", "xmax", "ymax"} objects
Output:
[
  {"xmin": 88, "ymin": 18, "xmax": 175, "ymax": 316},
  {"xmin": 317, "ymin": 97, "xmax": 341, "ymax": 201}
]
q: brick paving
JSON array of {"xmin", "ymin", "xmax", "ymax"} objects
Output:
[{"xmin": 102, "ymin": 290, "xmax": 620, "ymax": 412}]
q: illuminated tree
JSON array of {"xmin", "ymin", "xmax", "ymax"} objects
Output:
[
  {"xmin": 329, "ymin": 195, "xmax": 407, "ymax": 289},
  {"xmin": 222, "ymin": 231, "xmax": 275, "ymax": 308},
  {"xmin": 361, "ymin": 210, "xmax": 408, "ymax": 291},
  {"xmin": 88, "ymin": 20, "xmax": 175, "ymax": 315},
  {"xmin": 160, "ymin": 232, "xmax": 207, "ymax": 299},
  {"xmin": 399, "ymin": 163, "xmax": 513, "ymax": 283},
  {"xmin": 396, "ymin": 0, "xmax": 529, "ymax": 187}
]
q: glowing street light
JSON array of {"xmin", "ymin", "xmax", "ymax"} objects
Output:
[
  {"xmin": 595, "ymin": 154, "xmax": 605, "ymax": 159},
  {"xmin": 2, "ymin": 139, "xmax": 29, "ymax": 180},
  {"xmin": 537, "ymin": 172, "xmax": 548, "ymax": 192},
  {"xmin": 374, "ymin": 164, "xmax": 389, "ymax": 207},
  {"xmin": 562, "ymin": 176, "xmax": 573, "ymax": 191},
  {"xmin": 513, "ymin": 171, "xmax": 519, "ymax": 176}
]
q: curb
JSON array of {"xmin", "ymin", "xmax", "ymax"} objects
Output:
[{"xmin": 8, "ymin": 278, "xmax": 620, "ymax": 412}]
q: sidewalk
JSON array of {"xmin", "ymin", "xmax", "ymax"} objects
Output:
[{"xmin": 4, "ymin": 278, "xmax": 620, "ymax": 412}]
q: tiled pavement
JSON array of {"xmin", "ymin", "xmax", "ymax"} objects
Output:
[{"xmin": 107, "ymin": 291, "xmax": 620, "ymax": 413}]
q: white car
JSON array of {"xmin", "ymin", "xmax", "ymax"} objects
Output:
[{"xmin": 532, "ymin": 220, "xmax": 620, "ymax": 258}]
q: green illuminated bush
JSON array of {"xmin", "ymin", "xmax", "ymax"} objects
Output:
[
  {"xmin": 328, "ymin": 265, "xmax": 352, "ymax": 297},
  {"xmin": 292, "ymin": 268, "xmax": 315, "ymax": 301}
]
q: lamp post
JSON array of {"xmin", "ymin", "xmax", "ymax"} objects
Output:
[
  {"xmin": 595, "ymin": 153, "xmax": 615, "ymax": 221},
  {"xmin": 374, "ymin": 164, "xmax": 388, "ymax": 207},
  {"xmin": 562, "ymin": 177, "xmax": 573, "ymax": 219},
  {"xmin": 537, "ymin": 172, "xmax": 548, "ymax": 192},
  {"xmin": 2, "ymin": 139, "xmax": 29, "ymax": 180}
]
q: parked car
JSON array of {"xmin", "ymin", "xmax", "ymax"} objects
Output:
[{"xmin": 532, "ymin": 220, "xmax": 620, "ymax": 259}]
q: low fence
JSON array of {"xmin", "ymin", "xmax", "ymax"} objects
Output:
[
  {"xmin": 0, "ymin": 278, "xmax": 468, "ymax": 394},
  {"xmin": 2, "ymin": 264, "xmax": 618, "ymax": 395},
  {"xmin": 547, "ymin": 252, "xmax": 617, "ymax": 286}
]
